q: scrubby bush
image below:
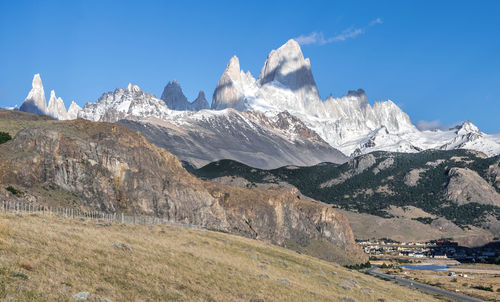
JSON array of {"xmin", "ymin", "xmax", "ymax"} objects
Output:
[
  {"xmin": 6, "ymin": 186, "xmax": 21, "ymax": 196},
  {"xmin": 472, "ymin": 285, "xmax": 493, "ymax": 292},
  {"xmin": 345, "ymin": 261, "xmax": 371, "ymax": 270},
  {"xmin": 0, "ymin": 132, "xmax": 11, "ymax": 144}
]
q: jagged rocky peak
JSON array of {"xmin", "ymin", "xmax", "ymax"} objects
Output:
[
  {"xmin": 346, "ymin": 88, "xmax": 367, "ymax": 98},
  {"xmin": 323, "ymin": 88, "xmax": 370, "ymax": 118},
  {"xmin": 32, "ymin": 73, "xmax": 43, "ymax": 89},
  {"xmin": 212, "ymin": 55, "xmax": 255, "ymax": 110},
  {"xmin": 67, "ymin": 101, "xmax": 82, "ymax": 120},
  {"xmin": 373, "ymin": 99, "xmax": 415, "ymax": 133},
  {"xmin": 126, "ymin": 83, "xmax": 142, "ymax": 93},
  {"xmin": 345, "ymin": 89, "xmax": 370, "ymax": 108},
  {"xmin": 195, "ymin": 90, "xmax": 206, "ymax": 101},
  {"xmin": 161, "ymin": 80, "xmax": 189, "ymax": 110},
  {"xmin": 438, "ymin": 120, "xmax": 489, "ymax": 153},
  {"xmin": 47, "ymin": 90, "xmax": 68, "ymax": 120},
  {"xmin": 79, "ymin": 82, "xmax": 171, "ymax": 122},
  {"xmin": 322, "ymin": 88, "xmax": 414, "ymax": 133},
  {"xmin": 191, "ymin": 91, "xmax": 210, "ymax": 110},
  {"xmin": 226, "ymin": 56, "xmax": 242, "ymax": 80},
  {"xmin": 160, "ymin": 80, "xmax": 208, "ymax": 111},
  {"xmin": 455, "ymin": 121, "xmax": 481, "ymax": 135},
  {"xmin": 19, "ymin": 73, "xmax": 47, "ymax": 115},
  {"xmin": 258, "ymin": 39, "xmax": 320, "ymax": 98}
]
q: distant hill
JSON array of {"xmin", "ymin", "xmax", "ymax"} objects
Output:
[{"xmin": 191, "ymin": 150, "xmax": 500, "ymax": 245}]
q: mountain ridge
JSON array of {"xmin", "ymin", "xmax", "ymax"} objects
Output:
[{"xmin": 14, "ymin": 40, "xmax": 500, "ymax": 163}]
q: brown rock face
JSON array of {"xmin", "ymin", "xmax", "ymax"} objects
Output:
[
  {"xmin": 320, "ymin": 154, "xmax": 376, "ymax": 187},
  {"xmin": 2, "ymin": 122, "xmax": 227, "ymax": 229},
  {"xmin": 205, "ymin": 184, "xmax": 357, "ymax": 250},
  {"xmin": 446, "ymin": 167, "xmax": 500, "ymax": 206},
  {"xmin": 403, "ymin": 168, "xmax": 428, "ymax": 187},
  {"xmin": 0, "ymin": 115, "xmax": 364, "ymax": 264},
  {"xmin": 488, "ymin": 158, "xmax": 500, "ymax": 191}
]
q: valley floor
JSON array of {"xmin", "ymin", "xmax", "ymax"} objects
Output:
[
  {"xmin": 376, "ymin": 263, "xmax": 500, "ymax": 301},
  {"xmin": 0, "ymin": 212, "xmax": 440, "ymax": 301}
]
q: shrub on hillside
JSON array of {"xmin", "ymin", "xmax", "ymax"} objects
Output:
[
  {"xmin": 6, "ymin": 186, "xmax": 21, "ymax": 196},
  {"xmin": 472, "ymin": 285, "xmax": 493, "ymax": 292},
  {"xmin": 0, "ymin": 132, "xmax": 11, "ymax": 144}
]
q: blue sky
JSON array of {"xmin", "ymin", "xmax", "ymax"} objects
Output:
[{"xmin": 1, "ymin": 0, "xmax": 499, "ymax": 133}]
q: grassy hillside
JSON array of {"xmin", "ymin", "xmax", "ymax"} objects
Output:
[
  {"xmin": 0, "ymin": 213, "xmax": 438, "ymax": 301},
  {"xmin": 0, "ymin": 110, "xmax": 54, "ymax": 136},
  {"xmin": 192, "ymin": 150, "xmax": 500, "ymax": 229}
]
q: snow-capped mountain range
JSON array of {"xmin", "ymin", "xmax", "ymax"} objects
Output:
[{"xmin": 13, "ymin": 40, "xmax": 500, "ymax": 167}]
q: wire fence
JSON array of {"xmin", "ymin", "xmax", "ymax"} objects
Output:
[{"xmin": 0, "ymin": 199, "xmax": 203, "ymax": 230}]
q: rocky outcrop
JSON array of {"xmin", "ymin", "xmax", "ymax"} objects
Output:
[
  {"xmin": 446, "ymin": 167, "xmax": 500, "ymax": 206},
  {"xmin": 320, "ymin": 154, "xmax": 376, "ymax": 187},
  {"xmin": 487, "ymin": 158, "xmax": 500, "ymax": 191},
  {"xmin": 205, "ymin": 183, "xmax": 364, "ymax": 261},
  {"xmin": 0, "ymin": 114, "xmax": 364, "ymax": 263},
  {"xmin": 373, "ymin": 157, "xmax": 394, "ymax": 175},
  {"xmin": 2, "ymin": 124, "xmax": 226, "ymax": 228},
  {"xmin": 404, "ymin": 168, "xmax": 428, "ymax": 187}
]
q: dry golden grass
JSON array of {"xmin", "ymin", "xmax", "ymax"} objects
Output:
[
  {"xmin": 0, "ymin": 213, "xmax": 439, "ymax": 301},
  {"xmin": 0, "ymin": 109, "xmax": 54, "ymax": 137},
  {"xmin": 0, "ymin": 219, "xmax": 9, "ymax": 244}
]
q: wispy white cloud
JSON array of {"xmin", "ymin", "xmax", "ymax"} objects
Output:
[
  {"xmin": 416, "ymin": 119, "xmax": 451, "ymax": 131},
  {"xmin": 295, "ymin": 18, "xmax": 383, "ymax": 46},
  {"xmin": 295, "ymin": 32, "xmax": 325, "ymax": 45},
  {"xmin": 369, "ymin": 17, "xmax": 383, "ymax": 26}
]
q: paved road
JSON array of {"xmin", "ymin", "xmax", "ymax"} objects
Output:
[{"xmin": 365, "ymin": 267, "xmax": 484, "ymax": 302}]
